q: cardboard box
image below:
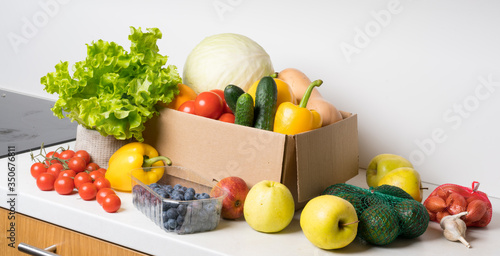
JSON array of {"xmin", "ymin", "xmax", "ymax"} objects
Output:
[{"xmin": 143, "ymin": 108, "xmax": 358, "ymax": 208}]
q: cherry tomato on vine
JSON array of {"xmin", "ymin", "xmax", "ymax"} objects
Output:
[
  {"xmin": 97, "ymin": 168, "xmax": 107, "ymax": 175},
  {"xmin": 59, "ymin": 150, "xmax": 75, "ymax": 160},
  {"xmin": 47, "ymin": 163, "xmax": 65, "ymax": 178},
  {"xmin": 59, "ymin": 169, "xmax": 76, "ymax": 179},
  {"xmin": 67, "ymin": 156, "xmax": 87, "ymax": 173},
  {"xmin": 194, "ymin": 91, "xmax": 223, "ymax": 119},
  {"xmin": 89, "ymin": 170, "xmax": 104, "ymax": 181},
  {"xmin": 75, "ymin": 150, "xmax": 91, "ymax": 164},
  {"xmin": 94, "ymin": 177, "xmax": 111, "ymax": 191},
  {"xmin": 30, "ymin": 162, "xmax": 47, "ymax": 179},
  {"xmin": 96, "ymin": 188, "xmax": 115, "ymax": 205},
  {"xmin": 178, "ymin": 100, "xmax": 196, "ymax": 114},
  {"xmin": 102, "ymin": 194, "xmax": 121, "ymax": 213},
  {"xmin": 78, "ymin": 183, "xmax": 97, "ymax": 201},
  {"xmin": 210, "ymin": 89, "xmax": 232, "ymax": 114},
  {"xmin": 45, "ymin": 151, "xmax": 60, "ymax": 165},
  {"xmin": 36, "ymin": 173, "xmax": 56, "ymax": 191},
  {"xmin": 86, "ymin": 162, "xmax": 100, "ymax": 172},
  {"xmin": 54, "ymin": 177, "xmax": 75, "ymax": 195},
  {"xmin": 74, "ymin": 172, "xmax": 93, "ymax": 189},
  {"xmin": 218, "ymin": 113, "xmax": 235, "ymax": 123}
]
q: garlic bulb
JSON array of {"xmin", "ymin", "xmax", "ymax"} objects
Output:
[{"xmin": 440, "ymin": 211, "xmax": 471, "ymax": 248}]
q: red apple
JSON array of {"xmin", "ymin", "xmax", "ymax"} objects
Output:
[{"xmin": 211, "ymin": 176, "xmax": 249, "ymax": 220}]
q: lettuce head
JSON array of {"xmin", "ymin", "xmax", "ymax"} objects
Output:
[{"xmin": 41, "ymin": 27, "xmax": 181, "ymax": 142}]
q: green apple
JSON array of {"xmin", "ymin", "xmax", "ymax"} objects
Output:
[
  {"xmin": 300, "ymin": 195, "xmax": 358, "ymax": 249},
  {"xmin": 243, "ymin": 180, "xmax": 295, "ymax": 233},
  {"xmin": 366, "ymin": 154, "xmax": 413, "ymax": 187},
  {"xmin": 377, "ymin": 167, "xmax": 423, "ymax": 202}
]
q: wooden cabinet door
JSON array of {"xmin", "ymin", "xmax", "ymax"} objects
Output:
[{"xmin": 1, "ymin": 208, "xmax": 148, "ymax": 256}]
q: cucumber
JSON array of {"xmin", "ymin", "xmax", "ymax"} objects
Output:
[
  {"xmin": 234, "ymin": 93, "xmax": 254, "ymax": 127},
  {"xmin": 253, "ymin": 76, "xmax": 278, "ymax": 131},
  {"xmin": 224, "ymin": 84, "xmax": 245, "ymax": 114}
]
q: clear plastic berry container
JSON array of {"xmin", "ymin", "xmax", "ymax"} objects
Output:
[{"xmin": 131, "ymin": 166, "xmax": 227, "ymax": 234}]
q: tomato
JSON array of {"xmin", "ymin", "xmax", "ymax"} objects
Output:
[
  {"xmin": 194, "ymin": 91, "xmax": 223, "ymax": 119},
  {"xmin": 78, "ymin": 182, "xmax": 97, "ymax": 201},
  {"xmin": 210, "ymin": 89, "xmax": 232, "ymax": 113},
  {"xmin": 59, "ymin": 169, "xmax": 76, "ymax": 179},
  {"xmin": 74, "ymin": 172, "xmax": 93, "ymax": 189},
  {"xmin": 96, "ymin": 188, "xmax": 116, "ymax": 205},
  {"xmin": 46, "ymin": 163, "xmax": 65, "ymax": 178},
  {"xmin": 97, "ymin": 168, "xmax": 107, "ymax": 175},
  {"xmin": 86, "ymin": 162, "xmax": 100, "ymax": 172},
  {"xmin": 89, "ymin": 170, "xmax": 104, "ymax": 181},
  {"xmin": 36, "ymin": 173, "xmax": 56, "ymax": 191},
  {"xmin": 218, "ymin": 113, "xmax": 235, "ymax": 123},
  {"xmin": 94, "ymin": 177, "xmax": 111, "ymax": 191},
  {"xmin": 102, "ymin": 194, "xmax": 121, "ymax": 213},
  {"xmin": 59, "ymin": 150, "xmax": 75, "ymax": 160},
  {"xmin": 178, "ymin": 100, "xmax": 196, "ymax": 114},
  {"xmin": 54, "ymin": 177, "xmax": 75, "ymax": 195},
  {"xmin": 67, "ymin": 156, "xmax": 87, "ymax": 173},
  {"xmin": 45, "ymin": 151, "xmax": 60, "ymax": 165},
  {"xmin": 75, "ymin": 150, "xmax": 91, "ymax": 164},
  {"xmin": 30, "ymin": 162, "xmax": 47, "ymax": 179}
]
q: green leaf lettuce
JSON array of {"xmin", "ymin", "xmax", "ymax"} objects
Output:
[{"xmin": 41, "ymin": 27, "xmax": 181, "ymax": 142}]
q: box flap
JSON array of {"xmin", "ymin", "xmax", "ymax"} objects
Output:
[
  {"xmin": 295, "ymin": 112, "xmax": 359, "ymax": 202},
  {"xmin": 143, "ymin": 108, "xmax": 287, "ymax": 187}
]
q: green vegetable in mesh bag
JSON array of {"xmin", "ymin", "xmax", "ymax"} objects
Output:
[
  {"xmin": 394, "ymin": 199, "xmax": 429, "ymax": 238},
  {"xmin": 322, "ymin": 183, "xmax": 429, "ymax": 246},
  {"xmin": 358, "ymin": 204, "xmax": 400, "ymax": 246}
]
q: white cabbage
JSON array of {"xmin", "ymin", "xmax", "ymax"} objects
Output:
[{"xmin": 183, "ymin": 33, "xmax": 274, "ymax": 94}]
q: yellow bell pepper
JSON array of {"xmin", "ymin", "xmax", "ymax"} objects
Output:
[
  {"xmin": 247, "ymin": 77, "xmax": 297, "ymax": 107},
  {"xmin": 105, "ymin": 142, "xmax": 172, "ymax": 192},
  {"xmin": 273, "ymin": 80, "xmax": 323, "ymax": 135}
]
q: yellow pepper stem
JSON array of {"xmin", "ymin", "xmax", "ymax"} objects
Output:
[
  {"xmin": 143, "ymin": 155, "xmax": 172, "ymax": 167},
  {"xmin": 299, "ymin": 79, "xmax": 323, "ymax": 108}
]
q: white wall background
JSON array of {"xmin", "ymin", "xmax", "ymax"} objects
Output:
[{"xmin": 1, "ymin": 0, "xmax": 499, "ymax": 198}]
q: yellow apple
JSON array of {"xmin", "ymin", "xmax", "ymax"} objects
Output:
[
  {"xmin": 377, "ymin": 167, "xmax": 423, "ymax": 202},
  {"xmin": 243, "ymin": 180, "xmax": 295, "ymax": 233},
  {"xmin": 300, "ymin": 195, "xmax": 358, "ymax": 249},
  {"xmin": 366, "ymin": 154, "xmax": 413, "ymax": 187}
]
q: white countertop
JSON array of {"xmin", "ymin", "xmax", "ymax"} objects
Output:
[{"xmin": 1, "ymin": 142, "xmax": 499, "ymax": 256}]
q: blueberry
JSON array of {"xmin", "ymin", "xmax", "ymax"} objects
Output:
[
  {"xmin": 172, "ymin": 194, "xmax": 184, "ymax": 201},
  {"xmin": 198, "ymin": 210, "xmax": 209, "ymax": 222},
  {"xmin": 155, "ymin": 189, "xmax": 168, "ymax": 199},
  {"xmin": 204, "ymin": 202, "xmax": 215, "ymax": 213},
  {"xmin": 177, "ymin": 204, "xmax": 187, "ymax": 216},
  {"xmin": 149, "ymin": 183, "xmax": 161, "ymax": 190},
  {"xmin": 191, "ymin": 200, "xmax": 203, "ymax": 211},
  {"xmin": 186, "ymin": 188, "xmax": 195, "ymax": 194},
  {"xmin": 166, "ymin": 208, "xmax": 179, "ymax": 219},
  {"xmin": 162, "ymin": 211, "xmax": 169, "ymax": 222},
  {"xmin": 184, "ymin": 192, "xmax": 195, "ymax": 201},
  {"xmin": 165, "ymin": 187, "xmax": 174, "ymax": 194},
  {"xmin": 199, "ymin": 193, "xmax": 210, "ymax": 199},
  {"xmin": 172, "ymin": 190, "xmax": 184, "ymax": 197},
  {"xmin": 177, "ymin": 215, "xmax": 185, "ymax": 226},
  {"xmin": 174, "ymin": 184, "xmax": 183, "ymax": 190},
  {"xmin": 167, "ymin": 218, "xmax": 177, "ymax": 230}
]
